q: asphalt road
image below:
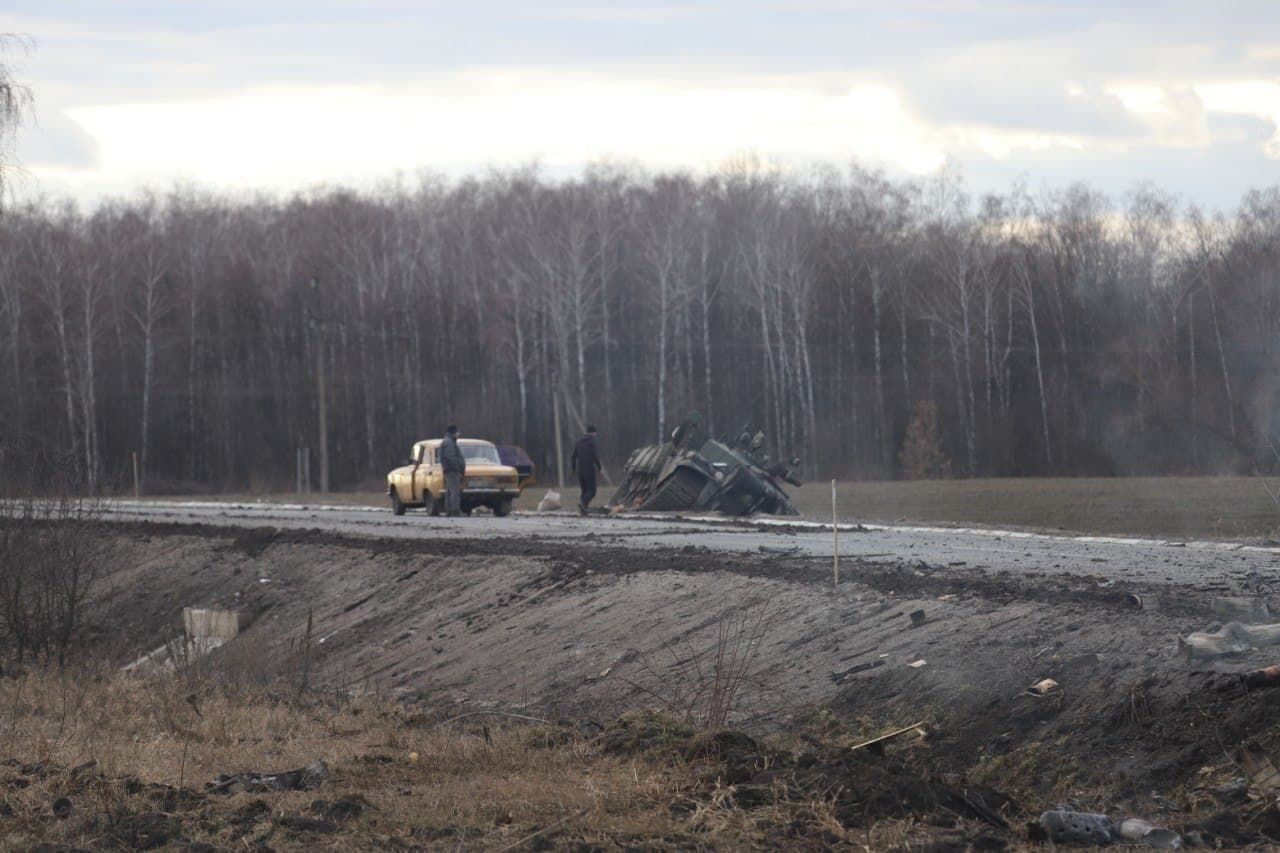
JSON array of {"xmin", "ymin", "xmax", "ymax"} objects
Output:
[{"xmin": 98, "ymin": 499, "xmax": 1280, "ymax": 590}]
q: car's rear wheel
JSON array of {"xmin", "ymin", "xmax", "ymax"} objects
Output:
[
  {"xmin": 429, "ymin": 494, "xmax": 442, "ymax": 517},
  {"xmin": 391, "ymin": 488, "xmax": 406, "ymax": 516},
  {"xmin": 493, "ymin": 498, "xmax": 512, "ymax": 517}
]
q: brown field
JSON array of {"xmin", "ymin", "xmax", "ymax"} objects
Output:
[
  {"xmin": 793, "ymin": 476, "xmax": 1280, "ymax": 541},
  {"xmin": 175, "ymin": 475, "xmax": 1280, "ymax": 541}
]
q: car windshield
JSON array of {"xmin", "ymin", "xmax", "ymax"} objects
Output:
[{"xmin": 461, "ymin": 444, "xmax": 501, "ymax": 465}]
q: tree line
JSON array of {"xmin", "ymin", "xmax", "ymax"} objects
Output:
[{"xmin": 1, "ymin": 163, "xmax": 1279, "ymax": 493}]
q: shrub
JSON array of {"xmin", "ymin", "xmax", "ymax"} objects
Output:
[
  {"xmin": 0, "ymin": 495, "xmax": 110, "ymax": 669},
  {"xmin": 899, "ymin": 401, "xmax": 951, "ymax": 480}
]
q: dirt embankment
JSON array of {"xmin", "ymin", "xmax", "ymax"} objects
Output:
[{"xmin": 72, "ymin": 523, "xmax": 1280, "ymax": 847}]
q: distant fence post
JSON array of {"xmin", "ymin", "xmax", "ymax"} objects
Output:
[{"xmin": 132, "ymin": 451, "xmax": 140, "ymax": 499}]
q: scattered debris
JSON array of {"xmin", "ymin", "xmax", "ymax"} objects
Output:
[
  {"xmin": 537, "ymin": 490, "xmax": 562, "ymax": 512},
  {"xmin": 208, "ymin": 760, "xmax": 329, "ymax": 795},
  {"xmin": 830, "ymin": 660, "xmax": 885, "ymax": 683},
  {"xmin": 849, "ymin": 721, "xmax": 927, "ymax": 754},
  {"xmin": 1210, "ymin": 596, "xmax": 1271, "ymax": 622},
  {"xmin": 1118, "ymin": 817, "xmax": 1182, "ymax": 848},
  {"xmin": 1179, "ymin": 621, "xmax": 1280, "ymax": 661},
  {"xmin": 51, "ymin": 796, "xmax": 72, "ymax": 819},
  {"xmin": 909, "ymin": 609, "xmax": 927, "ymax": 627},
  {"xmin": 1238, "ymin": 746, "xmax": 1280, "ymax": 797},
  {"xmin": 1026, "ymin": 678, "xmax": 1060, "ymax": 697},
  {"xmin": 1241, "ymin": 663, "xmax": 1280, "ymax": 689},
  {"xmin": 1038, "ymin": 809, "xmax": 1112, "ymax": 845},
  {"xmin": 1125, "ymin": 592, "xmax": 1144, "ymax": 609},
  {"xmin": 757, "ymin": 544, "xmax": 801, "ymax": 555},
  {"xmin": 908, "ymin": 659, "xmax": 927, "ymax": 668}
]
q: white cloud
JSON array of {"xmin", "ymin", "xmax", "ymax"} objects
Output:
[
  {"xmin": 12, "ymin": 1, "xmax": 1280, "ymax": 206},
  {"xmin": 43, "ymin": 71, "xmax": 1109, "ymax": 197},
  {"xmin": 1197, "ymin": 80, "xmax": 1280, "ymax": 158}
]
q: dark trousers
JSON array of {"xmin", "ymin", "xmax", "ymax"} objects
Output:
[
  {"xmin": 578, "ymin": 472, "xmax": 597, "ymax": 509},
  {"xmin": 444, "ymin": 470, "xmax": 463, "ymax": 515}
]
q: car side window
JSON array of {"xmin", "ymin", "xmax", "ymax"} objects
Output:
[{"xmin": 433, "ymin": 448, "xmax": 441, "ymax": 464}]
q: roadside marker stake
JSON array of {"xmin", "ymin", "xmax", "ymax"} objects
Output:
[{"xmin": 832, "ymin": 479, "xmax": 839, "ymax": 587}]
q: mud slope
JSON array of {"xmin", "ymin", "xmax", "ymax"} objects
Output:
[
  {"xmin": 73, "ymin": 524, "xmax": 1280, "ymax": 843},
  {"xmin": 97, "ymin": 525, "xmax": 1257, "ymax": 729}
]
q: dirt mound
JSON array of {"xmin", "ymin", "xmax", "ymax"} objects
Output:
[{"xmin": 53, "ymin": 523, "xmax": 1280, "ymax": 847}]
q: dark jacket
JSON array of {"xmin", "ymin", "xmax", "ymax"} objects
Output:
[
  {"xmin": 571, "ymin": 434, "xmax": 602, "ymax": 477},
  {"xmin": 440, "ymin": 434, "xmax": 467, "ymax": 474}
]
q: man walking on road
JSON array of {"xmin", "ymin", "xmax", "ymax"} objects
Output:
[
  {"xmin": 440, "ymin": 424, "xmax": 466, "ymax": 517},
  {"xmin": 571, "ymin": 425, "xmax": 602, "ymax": 516}
]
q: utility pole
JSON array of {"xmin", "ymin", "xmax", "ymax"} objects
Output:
[{"xmin": 311, "ymin": 277, "xmax": 330, "ymax": 493}]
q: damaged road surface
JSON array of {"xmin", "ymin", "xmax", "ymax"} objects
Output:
[
  {"xmin": 80, "ymin": 507, "xmax": 1280, "ymax": 848},
  {"xmin": 97, "ymin": 497, "xmax": 1280, "ymax": 588}
]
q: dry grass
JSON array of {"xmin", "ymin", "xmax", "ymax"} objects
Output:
[
  {"xmin": 0, "ymin": 660, "xmax": 897, "ymax": 850},
  {"xmin": 0, "ymin": 664, "xmax": 713, "ymax": 850}
]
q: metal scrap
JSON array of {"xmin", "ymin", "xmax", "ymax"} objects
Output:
[
  {"xmin": 1038, "ymin": 809, "xmax": 1112, "ymax": 845},
  {"xmin": 208, "ymin": 759, "xmax": 329, "ymax": 795},
  {"xmin": 1118, "ymin": 818, "xmax": 1182, "ymax": 848}
]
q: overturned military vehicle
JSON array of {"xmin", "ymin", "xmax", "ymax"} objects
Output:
[{"xmin": 609, "ymin": 415, "xmax": 801, "ymax": 516}]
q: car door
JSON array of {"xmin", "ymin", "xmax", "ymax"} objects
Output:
[{"xmin": 415, "ymin": 446, "xmax": 438, "ymax": 501}]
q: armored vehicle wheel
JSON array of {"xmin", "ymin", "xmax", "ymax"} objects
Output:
[
  {"xmin": 641, "ymin": 466, "xmax": 708, "ymax": 511},
  {"xmin": 391, "ymin": 489, "xmax": 406, "ymax": 516}
]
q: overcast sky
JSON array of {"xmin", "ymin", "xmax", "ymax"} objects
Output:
[{"xmin": 6, "ymin": 1, "xmax": 1280, "ymax": 208}]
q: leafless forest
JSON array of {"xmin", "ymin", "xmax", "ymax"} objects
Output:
[{"xmin": 1, "ymin": 165, "xmax": 1279, "ymax": 492}]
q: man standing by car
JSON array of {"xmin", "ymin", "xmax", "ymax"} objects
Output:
[
  {"xmin": 440, "ymin": 424, "xmax": 466, "ymax": 517},
  {"xmin": 570, "ymin": 425, "xmax": 602, "ymax": 516}
]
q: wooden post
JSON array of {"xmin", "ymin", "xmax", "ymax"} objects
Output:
[
  {"xmin": 132, "ymin": 451, "xmax": 140, "ymax": 499},
  {"xmin": 296, "ymin": 448, "xmax": 303, "ymax": 494},
  {"xmin": 832, "ymin": 479, "xmax": 839, "ymax": 587},
  {"xmin": 553, "ymin": 386, "xmax": 566, "ymax": 490}
]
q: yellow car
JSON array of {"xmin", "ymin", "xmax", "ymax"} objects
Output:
[{"xmin": 387, "ymin": 438, "xmax": 521, "ymax": 517}]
